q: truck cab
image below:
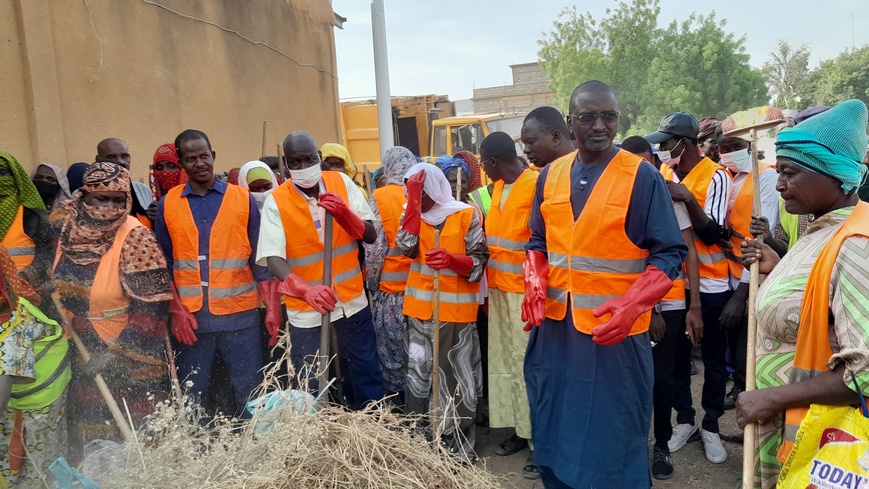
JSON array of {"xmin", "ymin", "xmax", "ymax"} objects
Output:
[{"xmin": 430, "ymin": 113, "xmax": 525, "ymax": 160}]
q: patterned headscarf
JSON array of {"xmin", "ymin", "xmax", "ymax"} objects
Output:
[
  {"xmin": 0, "ymin": 151, "xmax": 46, "ymax": 239},
  {"xmin": 320, "ymin": 143, "xmax": 358, "ymax": 180},
  {"xmin": 0, "ymin": 245, "xmax": 40, "ymax": 319},
  {"xmin": 436, "ymin": 156, "xmax": 469, "ymax": 181},
  {"xmin": 151, "ymin": 143, "xmax": 187, "ymax": 200},
  {"xmin": 382, "ymin": 146, "xmax": 417, "ymax": 186},
  {"xmin": 59, "ymin": 162, "xmax": 132, "ymax": 265},
  {"xmin": 227, "ymin": 168, "xmax": 241, "ymax": 186},
  {"xmin": 455, "ymin": 151, "xmax": 482, "ymax": 191}
]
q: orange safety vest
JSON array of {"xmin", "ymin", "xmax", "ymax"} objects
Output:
[
  {"xmin": 777, "ymin": 202, "xmax": 869, "ymax": 463},
  {"xmin": 681, "ymin": 158, "xmax": 730, "ymax": 281},
  {"xmin": 725, "ymin": 164, "xmax": 772, "ymax": 279},
  {"xmin": 485, "ymin": 169, "xmax": 538, "ymax": 294},
  {"xmin": 53, "ymin": 216, "xmax": 142, "ymax": 342},
  {"xmin": 272, "ymin": 172, "xmax": 364, "ymax": 311},
  {"xmin": 136, "ymin": 212, "xmax": 153, "ymax": 230},
  {"xmin": 1, "ymin": 206, "xmax": 35, "ymax": 270},
  {"xmin": 372, "ymin": 184, "xmax": 412, "ymax": 294},
  {"xmin": 658, "ymin": 165, "xmax": 687, "ymax": 306},
  {"xmin": 541, "ymin": 150, "xmax": 652, "ymax": 335},
  {"xmin": 163, "ymin": 184, "xmax": 259, "ymax": 315},
  {"xmin": 403, "ymin": 207, "xmax": 480, "ymax": 323}
]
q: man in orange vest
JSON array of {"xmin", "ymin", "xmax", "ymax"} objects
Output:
[
  {"xmin": 645, "ymin": 112, "xmax": 733, "ymax": 464},
  {"xmin": 716, "ymin": 134, "xmax": 780, "ymax": 412},
  {"xmin": 522, "ymin": 81, "xmax": 687, "ymax": 488},
  {"xmin": 479, "ymin": 131, "xmax": 540, "ymax": 478},
  {"xmin": 155, "ymin": 129, "xmax": 281, "ymax": 418},
  {"xmin": 256, "ymin": 131, "xmax": 383, "ymax": 410},
  {"xmin": 520, "ymin": 106, "xmax": 575, "ymax": 168}
]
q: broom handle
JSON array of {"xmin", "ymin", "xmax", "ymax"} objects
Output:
[
  {"xmin": 742, "ymin": 127, "xmax": 762, "ymax": 488},
  {"xmin": 455, "ymin": 168, "xmax": 462, "ymax": 201},
  {"xmin": 51, "ymin": 294, "xmax": 134, "ymax": 444},
  {"xmin": 261, "ymin": 121, "xmax": 268, "ymax": 159},
  {"xmin": 431, "ymin": 228, "xmax": 442, "ymax": 447},
  {"xmin": 318, "ymin": 213, "xmax": 334, "ymax": 397}
]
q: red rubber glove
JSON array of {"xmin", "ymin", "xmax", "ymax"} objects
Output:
[
  {"xmin": 402, "ymin": 171, "xmax": 426, "ymax": 234},
  {"xmin": 318, "ymin": 192, "xmax": 366, "ymax": 240},
  {"xmin": 521, "ymin": 250, "xmax": 549, "ymax": 331},
  {"xmin": 277, "ymin": 273, "xmax": 337, "ymax": 315},
  {"xmin": 169, "ymin": 283, "xmax": 198, "ymax": 346},
  {"xmin": 592, "ymin": 266, "xmax": 673, "ymax": 346},
  {"xmin": 258, "ymin": 280, "xmax": 283, "ymax": 347},
  {"xmin": 424, "ymin": 248, "xmax": 475, "ymax": 276}
]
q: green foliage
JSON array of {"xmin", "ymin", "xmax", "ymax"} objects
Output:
[
  {"xmin": 538, "ymin": 0, "xmax": 769, "ymax": 136},
  {"xmin": 762, "ymin": 41, "xmax": 811, "ymax": 109},
  {"xmin": 797, "ymin": 46, "xmax": 869, "ymax": 108}
]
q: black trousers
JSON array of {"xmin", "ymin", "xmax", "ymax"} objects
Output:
[
  {"xmin": 727, "ymin": 316, "xmax": 748, "ymax": 391},
  {"xmin": 672, "ymin": 290, "xmax": 733, "ymax": 433},
  {"xmin": 652, "ymin": 309, "xmax": 688, "ymax": 449}
]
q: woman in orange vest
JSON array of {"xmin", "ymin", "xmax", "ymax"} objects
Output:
[
  {"xmin": 0, "ymin": 153, "xmax": 53, "ymax": 298},
  {"xmin": 398, "ymin": 163, "xmax": 487, "ymax": 460},
  {"xmin": 363, "ymin": 147, "xmax": 417, "ymax": 399},
  {"xmin": 737, "ymin": 100, "xmax": 869, "ymax": 489},
  {"xmin": 53, "ymin": 162, "xmax": 173, "ymax": 462}
]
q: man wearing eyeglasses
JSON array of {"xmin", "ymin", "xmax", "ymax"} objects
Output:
[{"xmin": 522, "ymin": 81, "xmax": 687, "ymax": 488}]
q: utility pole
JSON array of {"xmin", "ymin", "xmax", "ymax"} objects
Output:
[{"xmin": 371, "ymin": 0, "xmax": 394, "ymax": 159}]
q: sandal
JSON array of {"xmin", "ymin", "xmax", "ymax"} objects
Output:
[
  {"xmin": 523, "ymin": 451, "xmax": 540, "ymax": 480},
  {"xmin": 495, "ymin": 434, "xmax": 528, "ymax": 456}
]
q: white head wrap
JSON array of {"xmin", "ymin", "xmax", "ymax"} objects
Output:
[{"xmin": 404, "ymin": 163, "xmax": 471, "ymax": 226}]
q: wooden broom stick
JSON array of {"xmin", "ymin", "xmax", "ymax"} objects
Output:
[
  {"xmin": 261, "ymin": 121, "xmax": 268, "ymax": 159},
  {"xmin": 431, "ymin": 228, "xmax": 442, "ymax": 448}
]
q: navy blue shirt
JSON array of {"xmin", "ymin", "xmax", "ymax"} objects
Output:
[
  {"xmin": 526, "ymin": 149, "xmax": 687, "ymax": 280},
  {"xmin": 155, "ymin": 179, "xmax": 270, "ymax": 333}
]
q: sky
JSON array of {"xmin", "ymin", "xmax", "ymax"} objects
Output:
[{"xmin": 332, "ymin": 0, "xmax": 868, "ymax": 102}]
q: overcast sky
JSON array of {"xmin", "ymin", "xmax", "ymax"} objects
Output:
[{"xmin": 332, "ymin": 0, "xmax": 868, "ymax": 101}]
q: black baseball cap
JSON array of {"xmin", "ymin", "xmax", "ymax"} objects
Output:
[{"xmin": 644, "ymin": 112, "xmax": 700, "ymax": 144}]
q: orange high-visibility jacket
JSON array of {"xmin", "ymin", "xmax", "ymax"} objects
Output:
[
  {"xmin": 541, "ymin": 150, "xmax": 652, "ymax": 335},
  {"xmin": 163, "ymin": 185, "xmax": 259, "ymax": 315},
  {"xmin": 485, "ymin": 169, "xmax": 538, "ymax": 294},
  {"xmin": 272, "ymin": 172, "xmax": 364, "ymax": 311},
  {"xmin": 2, "ymin": 206, "xmax": 35, "ymax": 270},
  {"xmin": 404, "ymin": 207, "xmax": 480, "ymax": 323},
  {"xmin": 681, "ymin": 158, "xmax": 731, "ymax": 281},
  {"xmin": 658, "ymin": 165, "xmax": 687, "ymax": 306},
  {"xmin": 726, "ymin": 164, "xmax": 772, "ymax": 279},
  {"xmin": 372, "ymin": 184, "xmax": 412, "ymax": 294},
  {"xmin": 53, "ymin": 216, "xmax": 142, "ymax": 342}
]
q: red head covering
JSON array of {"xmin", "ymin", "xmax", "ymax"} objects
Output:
[
  {"xmin": 151, "ymin": 143, "xmax": 187, "ymax": 200},
  {"xmin": 227, "ymin": 168, "xmax": 241, "ymax": 185},
  {"xmin": 455, "ymin": 151, "xmax": 482, "ymax": 191}
]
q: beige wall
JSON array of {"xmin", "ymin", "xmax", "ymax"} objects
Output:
[{"xmin": 0, "ymin": 0, "xmax": 341, "ymax": 182}]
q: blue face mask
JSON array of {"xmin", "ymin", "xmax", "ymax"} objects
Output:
[{"xmin": 720, "ymin": 148, "xmax": 752, "ymax": 173}]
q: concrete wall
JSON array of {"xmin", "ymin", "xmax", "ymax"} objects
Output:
[
  {"xmin": 0, "ymin": 0, "xmax": 341, "ymax": 182},
  {"xmin": 472, "ymin": 62, "xmax": 554, "ymax": 116}
]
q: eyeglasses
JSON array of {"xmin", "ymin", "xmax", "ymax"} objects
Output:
[
  {"xmin": 568, "ymin": 111, "xmax": 620, "ymax": 125},
  {"xmin": 481, "ymin": 157, "xmax": 497, "ymax": 166}
]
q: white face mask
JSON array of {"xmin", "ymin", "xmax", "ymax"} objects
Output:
[
  {"xmin": 657, "ymin": 139, "xmax": 685, "ymax": 166},
  {"xmin": 720, "ymin": 148, "xmax": 752, "ymax": 173},
  {"xmin": 251, "ymin": 188, "xmax": 274, "ymax": 210},
  {"xmin": 289, "ymin": 163, "xmax": 322, "ymax": 189},
  {"xmin": 657, "ymin": 150, "xmax": 672, "ymax": 163}
]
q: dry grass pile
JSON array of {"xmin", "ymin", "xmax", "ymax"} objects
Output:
[{"xmin": 82, "ymin": 355, "xmax": 504, "ymax": 488}]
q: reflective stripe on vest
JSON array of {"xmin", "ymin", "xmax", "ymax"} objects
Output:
[
  {"xmin": 403, "ymin": 208, "xmax": 480, "ymax": 323},
  {"xmin": 272, "ymin": 172, "xmax": 364, "ymax": 311},
  {"xmin": 681, "ymin": 158, "xmax": 731, "ymax": 281},
  {"xmin": 540, "ymin": 150, "xmax": 652, "ymax": 335},
  {"xmin": 1, "ymin": 206, "xmax": 35, "ymax": 270},
  {"xmin": 373, "ymin": 184, "xmax": 413, "ymax": 294},
  {"xmin": 778, "ymin": 202, "xmax": 869, "ymax": 463},
  {"xmin": 658, "ymin": 164, "xmax": 687, "ymax": 304},
  {"xmin": 485, "ymin": 169, "xmax": 537, "ymax": 294},
  {"xmin": 164, "ymin": 185, "xmax": 259, "ymax": 315},
  {"xmin": 726, "ymin": 165, "xmax": 772, "ymax": 279},
  {"xmin": 9, "ymin": 299, "xmax": 71, "ymax": 410},
  {"xmin": 469, "ymin": 187, "xmax": 492, "ymax": 218}
]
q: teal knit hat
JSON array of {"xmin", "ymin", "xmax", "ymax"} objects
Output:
[{"xmin": 775, "ymin": 99, "xmax": 869, "ymax": 192}]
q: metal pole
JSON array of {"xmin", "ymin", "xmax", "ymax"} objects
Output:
[{"xmin": 371, "ymin": 0, "xmax": 394, "ymax": 158}]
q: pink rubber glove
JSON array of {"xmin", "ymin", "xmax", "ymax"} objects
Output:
[
  {"xmin": 521, "ymin": 250, "xmax": 549, "ymax": 331},
  {"xmin": 424, "ymin": 248, "xmax": 474, "ymax": 276},
  {"xmin": 592, "ymin": 266, "xmax": 673, "ymax": 346},
  {"xmin": 277, "ymin": 274, "xmax": 337, "ymax": 315},
  {"xmin": 258, "ymin": 280, "xmax": 283, "ymax": 347},
  {"xmin": 169, "ymin": 283, "xmax": 198, "ymax": 346},
  {"xmin": 401, "ymin": 171, "xmax": 426, "ymax": 235},
  {"xmin": 318, "ymin": 192, "xmax": 366, "ymax": 240}
]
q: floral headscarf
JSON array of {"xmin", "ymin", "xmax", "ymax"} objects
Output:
[{"xmin": 382, "ymin": 146, "xmax": 417, "ymax": 185}]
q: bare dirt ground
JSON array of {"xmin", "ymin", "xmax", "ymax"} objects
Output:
[{"xmin": 478, "ymin": 360, "xmax": 745, "ymax": 488}]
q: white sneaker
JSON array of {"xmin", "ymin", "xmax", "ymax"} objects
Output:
[
  {"xmin": 701, "ymin": 429, "xmax": 728, "ymax": 464},
  {"xmin": 668, "ymin": 424, "xmax": 699, "ymax": 452}
]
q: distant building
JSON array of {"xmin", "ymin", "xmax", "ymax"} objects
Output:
[{"xmin": 472, "ymin": 63, "xmax": 555, "ymax": 115}]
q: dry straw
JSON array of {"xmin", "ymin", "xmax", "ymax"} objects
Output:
[{"xmin": 81, "ymin": 335, "xmax": 505, "ymax": 489}]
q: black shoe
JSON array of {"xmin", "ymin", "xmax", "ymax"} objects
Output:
[
  {"xmin": 724, "ymin": 384, "xmax": 742, "ymax": 410},
  {"xmin": 690, "ymin": 359, "xmax": 699, "ymax": 376},
  {"xmin": 652, "ymin": 446, "xmax": 674, "ymax": 480},
  {"xmin": 523, "ymin": 451, "xmax": 540, "ymax": 480},
  {"xmin": 495, "ymin": 433, "xmax": 528, "ymax": 456}
]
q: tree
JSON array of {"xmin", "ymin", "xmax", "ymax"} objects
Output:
[
  {"xmin": 798, "ymin": 46, "xmax": 869, "ymax": 107},
  {"xmin": 762, "ymin": 40, "xmax": 811, "ymax": 109},
  {"xmin": 537, "ymin": 0, "xmax": 769, "ymax": 136}
]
